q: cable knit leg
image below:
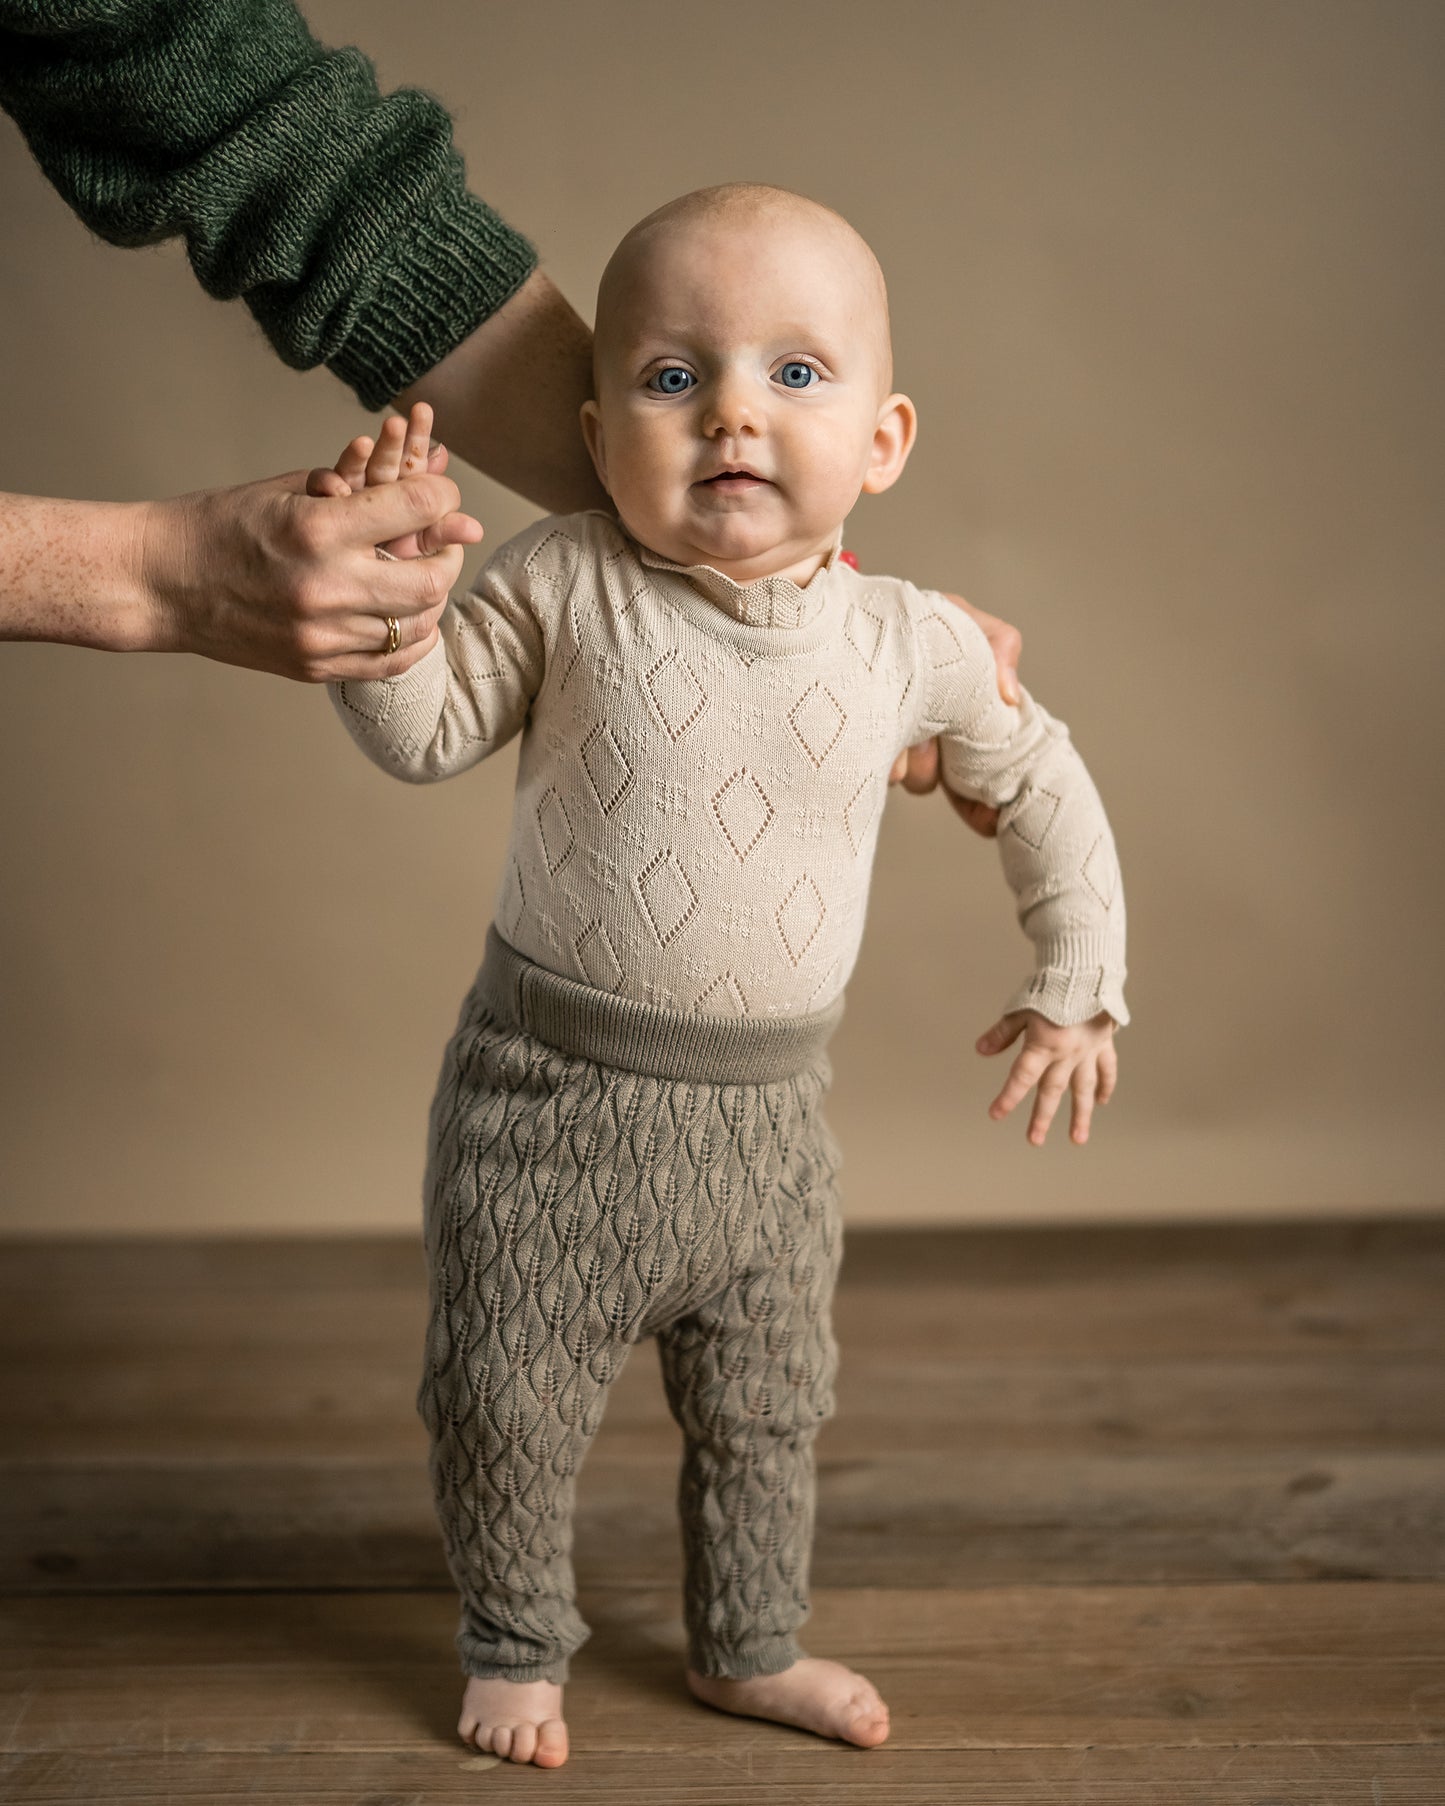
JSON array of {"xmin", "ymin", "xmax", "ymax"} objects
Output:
[
  {"xmin": 418, "ymin": 1018, "xmax": 637, "ymax": 1684},
  {"xmin": 417, "ymin": 944, "xmax": 843, "ymax": 1688},
  {"xmin": 656, "ymin": 1094, "xmax": 844, "ymax": 1679}
]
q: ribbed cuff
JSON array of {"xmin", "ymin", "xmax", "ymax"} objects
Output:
[
  {"xmin": 687, "ymin": 1632, "xmax": 806, "ymax": 1680},
  {"xmin": 329, "ymin": 184, "xmax": 538, "ymax": 411},
  {"xmin": 460, "ymin": 1653, "xmax": 572, "ymax": 1685},
  {"xmin": 1006, "ymin": 940, "xmax": 1129, "ymax": 1028}
]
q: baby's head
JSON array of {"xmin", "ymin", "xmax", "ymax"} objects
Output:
[{"xmin": 581, "ymin": 185, "xmax": 917, "ymax": 587}]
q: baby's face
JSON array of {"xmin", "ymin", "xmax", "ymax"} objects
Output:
[{"xmin": 582, "ymin": 198, "xmax": 915, "ymax": 587}]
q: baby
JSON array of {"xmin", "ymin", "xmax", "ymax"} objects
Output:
[{"xmin": 321, "ymin": 184, "xmax": 1126, "ymax": 1768}]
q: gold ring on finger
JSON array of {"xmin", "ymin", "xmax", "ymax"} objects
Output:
[{"xmin": 384, "ymin": 615, "xmax": 401, "ymax": 656}]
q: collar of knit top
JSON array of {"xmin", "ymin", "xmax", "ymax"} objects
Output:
[{"xmin": 633, "ymin": 531, "xmax": 844, "ymax": 630}]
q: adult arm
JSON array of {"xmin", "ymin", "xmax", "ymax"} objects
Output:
[
  {"xmin": 0, "ymin": 0, "xmax": 537, "ymax": 429},
  {"xmin": 0, "ymin": 474, "xmax": 474, "ymax": 680}
]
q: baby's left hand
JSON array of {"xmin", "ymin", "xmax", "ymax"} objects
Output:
[{"xmin": 975, "ymin": 1010, "xmax": 1118, "ymax": 1146}]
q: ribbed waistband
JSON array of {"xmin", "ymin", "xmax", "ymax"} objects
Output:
[{"xmin": 474, "ymin": 926, "xmax": 843, "ymax": 1084}]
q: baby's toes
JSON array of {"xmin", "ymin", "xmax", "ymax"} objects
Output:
[
  {"xmin": 535, "ymin": 1719, "xmax": 569, "ymax": 1768},
  {"xmin": 508, "ymin": 1721, "xmax": 539, "ymax": 1764},
  {"xmin": 488, "ymin": 1723, "xmax": 515, "ymax": 1759},
  {"xmin": 848, "ymin": 1688, "xmax": 890, "ymax": 1744}
]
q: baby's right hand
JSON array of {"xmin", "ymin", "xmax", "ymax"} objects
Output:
[{"xmin": 306, "ymin": 400, "xmax": 484, "ymax": 562}]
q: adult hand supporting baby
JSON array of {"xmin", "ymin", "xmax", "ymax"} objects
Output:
[
  {"xmin": 887, "ymin": 590, "xmax": 1022, "ymax": 836},
  {"xmin": 0, "ymin": 469, "xmax": 479, "ymax": 680}
]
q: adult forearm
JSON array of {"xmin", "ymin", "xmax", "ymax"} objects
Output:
[
  {"xmin": 0, "ymin": 0, "xmax": 537, "ymax": 411},
  {"xmin": 0, "ymin": 493, "xmax": 154, "ymax": 651},
  {"xmin": 1, "ymin": 474, "xmax": 470, "ymax": 680},
  {"xmin": 396, "ymin": 271, "xmax": 608, "ymax": 515}
]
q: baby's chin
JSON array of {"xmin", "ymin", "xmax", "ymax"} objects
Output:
[{"xmin": 622, "ymin": 504, "xmax": 836, "ymax": 585}]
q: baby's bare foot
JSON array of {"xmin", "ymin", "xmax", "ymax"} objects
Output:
[
  {"xmin": 458, "ymin": 1675, "xmax": 568, "ymax": 1767},
  {"xmin": 686, "ymin": 1656, "xmax": 890, "ymax": 1747}
]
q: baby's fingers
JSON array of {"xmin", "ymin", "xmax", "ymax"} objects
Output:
[
  {"xmin": 1070, "ymin": 1066, "xmax": 1098, "ymax": 1145},
  {"xmin": 987, "ymin": 1042, "xmax": 1052, "ymax": 1124},
  {"xmin": 1026, "ymin": 1064, "xmax": 1072, "ymax": 1146},
  {"xmin": 975, "ymin": 1013, "xmax": 1027, "ymax": 1058},
  {"xmin": 335, "ymin": 436, "xmax": 373, "ymax": 491},
  {"xmin": 1097, "ymin": 1039, "xmax": 1119, "ymax": 1106},
  {"xmin": 366, "ymin": 413, "xmax": 409, "ymax": 485},
  {"xmin": 400, "ymin": 402, "xmax": 434, "ymax": 479}
]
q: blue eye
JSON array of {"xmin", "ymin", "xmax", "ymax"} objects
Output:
[
  {"xmin": 776, "ymin": 362, "xmax": 817, "ymax": 389},
  {"xmin": 649, "ymin": 366, "xmax": 696, "ymax": 394}
]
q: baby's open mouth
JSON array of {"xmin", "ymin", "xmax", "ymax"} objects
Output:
[{"xmin": 698, "ymin": 470, "xmax": 772, "ymax": 490}]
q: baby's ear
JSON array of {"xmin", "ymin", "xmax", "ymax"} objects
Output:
[
  {"xmin": 579, "ymin": 400, "xmax": 610, "ymax": 494},
  {"xmin": 861, "ymin": 393, "xmax": 918, "ymax": 496}
]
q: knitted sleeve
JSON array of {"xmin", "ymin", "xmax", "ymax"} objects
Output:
[
  {"xmin": 904, "ymin": 588, "xmax": 1129, "ymax": 1028},
  {"xmin": 0, "ymin": 0, "xmax": 537, "ymax": 409},
  {"xmin": 330, "ymin": 514, "xmax": 583, "ymax": 784}
]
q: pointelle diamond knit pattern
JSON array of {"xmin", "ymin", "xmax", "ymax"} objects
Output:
[{"xmin": 333, "ymin": 509, "xmax": 1129, "ymax": 1027}]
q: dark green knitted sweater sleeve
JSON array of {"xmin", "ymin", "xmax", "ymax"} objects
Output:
[{"xmin": 0, "ymin": 0, "xmax": 538, "ymax": 409}]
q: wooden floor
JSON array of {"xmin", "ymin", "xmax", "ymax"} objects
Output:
[{"xmin": 1, "ymin": 1220, "xmax": 1442, "ymax": 1804}]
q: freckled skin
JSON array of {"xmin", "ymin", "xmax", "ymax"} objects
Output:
[{"xmin": 0, "ymin": 495, "xmax": 154, "ymax": 650}]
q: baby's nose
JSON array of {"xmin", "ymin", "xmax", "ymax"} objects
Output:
[{"xmin": 702, "ymin": 372, "xmax": 763, "ymax": 436}]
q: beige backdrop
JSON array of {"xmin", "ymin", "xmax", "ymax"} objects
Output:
[{"xmin": 2, "ymin": 1, "xmax": 1442, "ymax": 1233}]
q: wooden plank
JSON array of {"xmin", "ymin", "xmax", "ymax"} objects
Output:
[
  {"xmin": 2, "ymin": 1585, "xmax": 1442, "ymax": 1756},
  {"xmin": 2, "ymin": 1743, "xmax": 1444, "ymax": 1805},
  {"xmin": 5, "ymin": 1447, "xmax": 1443, "ymax": 1592},
  {"xmin": 7, "ymin": 1348, "xmax": 1445, "ymax": 1461},
  {"xmin": 3, "ymin": 1222, "xmax": 1442, "ymax": 1374}
]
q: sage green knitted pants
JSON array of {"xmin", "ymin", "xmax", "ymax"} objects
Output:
[{"xmin": 419, "ymin": 930, "xmax": 845, "ymax": 1684}]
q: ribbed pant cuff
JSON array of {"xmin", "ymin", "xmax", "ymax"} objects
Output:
[
  {"xmin": 460, "ymin": 1654, "xmax": 571, "ymax": 1686},
  {"xmin": 687, "ymin": 1633, "xmax": 805, "ymax": 1680}
]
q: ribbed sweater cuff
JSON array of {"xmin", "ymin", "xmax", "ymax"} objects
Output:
[
  {"xmin": 1006, "ymin": 934, "xmax": 1129, "ymax": 1028},
  {"xmin": 327, "ymin": 186, "xmax": 538, "ymax": 411}
]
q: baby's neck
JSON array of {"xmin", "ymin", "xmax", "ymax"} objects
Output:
[{"xmin": 622, "ymin": 523, "xmax": 841, "ymax": 593}]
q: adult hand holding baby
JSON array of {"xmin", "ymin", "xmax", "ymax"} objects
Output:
[
  {"xmin": 0, "ymin": 459, "xmax": 479, "ymax": 682},
  {"xmin": 889, "ymin": 594, "xmax": 1022, "ymax": 836}
]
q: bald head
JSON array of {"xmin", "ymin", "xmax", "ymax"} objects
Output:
[{"xmin": 594, "ymin": 184, "xmax": 894, "ymax": 394}]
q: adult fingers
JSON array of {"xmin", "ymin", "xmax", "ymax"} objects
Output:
[
  {"xmin": 945, "ymin": 792, "xmax": 1000, "ymax": 838},
  {"xmin": 366, "ymin": 540, "xmax": 465, "ymax": 616},
  {"xmin": 336, "ymin": 474, "xmax": 465, "ymax": 554},
  {"xmin": 900, "ymin": 737, "xmax": 940, "ymax": 794},
  {"xmin": 1027, "ymin": 1064, "xmax": 1073, "ymax": 1146},
  {"xmin": 318, "ymin": 612, "xmax": 443, "ymax": 682},
  {"xmin": 939, "ymin": 590, "xmax": 1022, "ymax": 705},
  {"xmin": 413, "ymin": 511, "xmax": 485, "ymax": 557}
]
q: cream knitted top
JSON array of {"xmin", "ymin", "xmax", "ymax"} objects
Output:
[{"xmin": 332, "ymin": 511, "xmax": 1128, "ymax": 1026}]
